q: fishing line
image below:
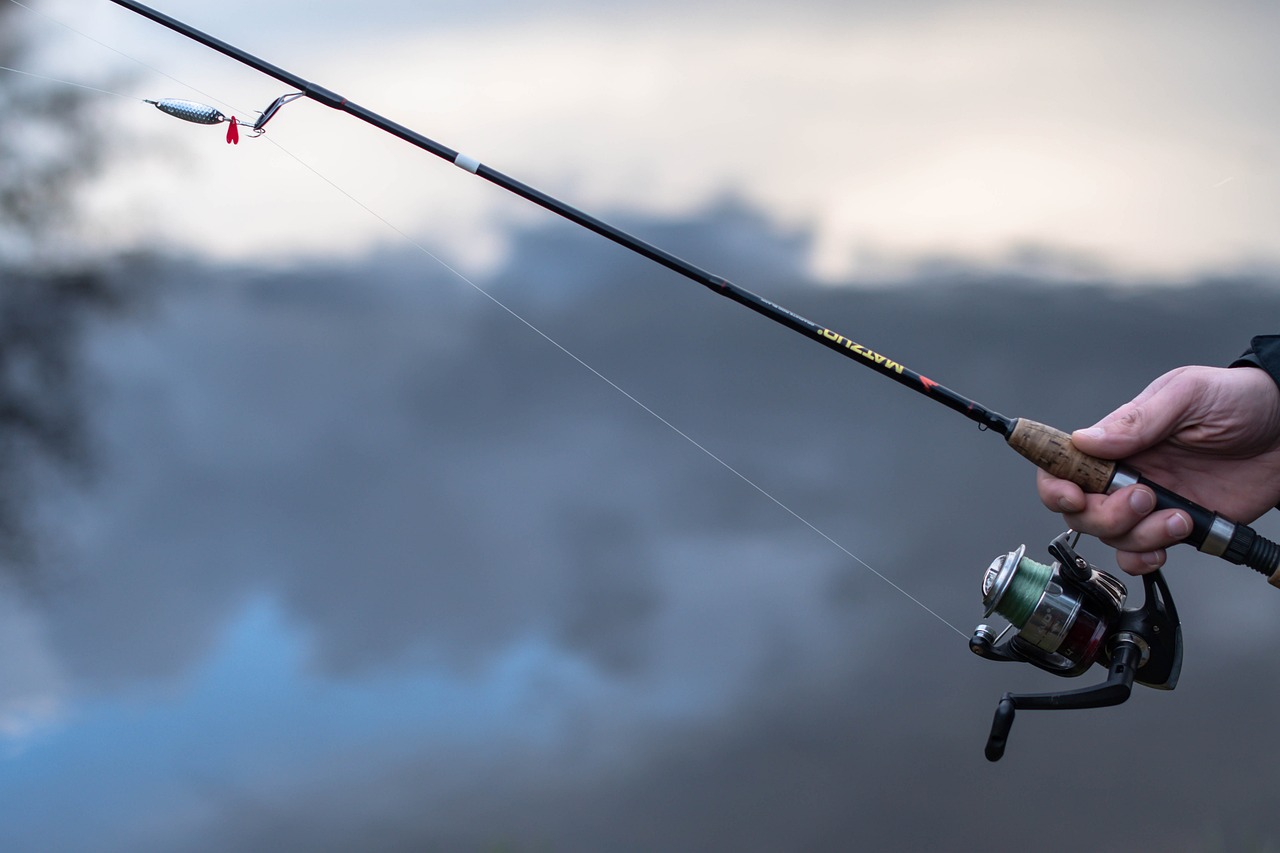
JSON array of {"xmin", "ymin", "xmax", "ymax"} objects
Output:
[
  {"xmin": 3, "ymin": 0, "xmax": 242, "ymax": 114},
  {"xmin": 0, "ymin": 63, "xmax": 143, "ymax": 100},
  {"xmin": 264, "ymin": 136, "xmax": 967, "ymax": 638},
  {"xmin": 2, "ymin": 0, "xmax": 970, "ymax": 637}
]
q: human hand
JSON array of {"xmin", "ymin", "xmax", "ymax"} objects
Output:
[{"xmin": 1037, "ymin": 365, "xmax": 1280, "ymax": 574}]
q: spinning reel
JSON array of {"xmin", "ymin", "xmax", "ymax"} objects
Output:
[{"xmin": 969, "ymin": 530, "xmax": 1182, "ymax": 761}]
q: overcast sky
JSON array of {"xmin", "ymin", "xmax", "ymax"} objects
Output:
[
  {"xmin": 5, "ymin": 1, "xmax": 1280, "ymax": 850},
  {"xmin": 11, "ymin": 0, "xmax": 1280, "ymax": 280}
]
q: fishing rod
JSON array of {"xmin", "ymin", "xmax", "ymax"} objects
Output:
[
  {"xmin": 113, "ymin": 0, "xmax": 1280, "ymax": 582},
  {"xmin": 102, "ymin": 0, "xmax": 1278, "ymax": 758}
]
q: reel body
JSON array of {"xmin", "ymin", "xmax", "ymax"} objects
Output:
[{"xmin": 970, "ymin": 530, "xmax": 1182, "ymax": 761}]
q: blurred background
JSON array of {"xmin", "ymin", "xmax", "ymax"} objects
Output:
[{"xmin": 2, "ymin": 0, "xmax": 1280, "ymax": 850}]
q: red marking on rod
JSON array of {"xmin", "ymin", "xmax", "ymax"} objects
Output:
[{"xmin": 921, "ymin": 377, "xmax": 939, "ymax": 392}]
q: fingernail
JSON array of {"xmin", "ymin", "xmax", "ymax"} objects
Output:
[
  {"xmin": 1167, "ymin": 513, "xmax": 1191, "ymax": 540},
  {"xmin": 1075, "ymin": 427, "xmax": 1106, "ymax": 441},
  {"xmin": 1141, "ymin": 551, "xmax": 1165, "ymax": 569},
  {"xmin": 1129, "ymin": 488, "xmax": 1155, "ymax": 515}
]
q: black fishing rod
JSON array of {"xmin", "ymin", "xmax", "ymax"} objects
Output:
[{"xmin": 106, "ymin": 0, "xmax": 1280, "ymax": 587}]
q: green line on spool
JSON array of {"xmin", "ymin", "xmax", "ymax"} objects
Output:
[{"xmin": 993, "ymin": 556, "xmax": 1053, "ymax": 628}]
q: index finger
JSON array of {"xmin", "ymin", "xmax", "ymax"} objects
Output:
[{"xmin": 1036, "ymin": 468, "xmax": 1086, "ymax": 514}]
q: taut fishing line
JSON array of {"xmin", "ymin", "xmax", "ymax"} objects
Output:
[
  {"xmin": 1, "ymin": 0, "xmax": 969, "ymax": 638},
  {"xmin": 263, "ymin": 138, "xmax": 969, "ymax": 638},
  {"xmin": 0, "ymin": 62, "xmax": 142, "ymax": 100}
]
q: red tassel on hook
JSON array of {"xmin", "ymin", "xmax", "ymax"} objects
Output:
[{"xmin": 226, "ymin": 118, "xmax": 240, "ymax": 145}]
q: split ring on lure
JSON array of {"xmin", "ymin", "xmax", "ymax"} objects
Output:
[{"xmin": 146, "ymin": 92, "xmax": 303, "ymax": 144}]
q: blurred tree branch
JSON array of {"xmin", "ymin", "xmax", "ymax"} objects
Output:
[
  {"xmin": 0, "ymin": 3, "xmax": 132, "ymax": 573},
  {"xmin": 0, "ymin": 3, "xmax": 114, "ymax": 263}
]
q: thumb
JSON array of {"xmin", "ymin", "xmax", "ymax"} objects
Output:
[{"xmin": 1071, "ymin": 375, "xmax": 1191, "ymax": 460}]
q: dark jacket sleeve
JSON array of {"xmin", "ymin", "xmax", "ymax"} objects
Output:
[
  {"xmin": 1230, "ymin": 335, "xmax": 1280, "ymax": 390},
  {"xmin": 1231, "ymin": 336, "xmax": 1280, "ymax": 512}
]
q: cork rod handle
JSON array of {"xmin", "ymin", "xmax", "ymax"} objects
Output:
[
  {"xmin": 1006, "ymin": 418, "xmax": 1280, "ymax": 587},
  {"xmin": 1006, "ymin": 419, "xmax": 1115, "ymax": 494}
]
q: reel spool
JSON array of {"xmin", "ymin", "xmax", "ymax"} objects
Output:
[{"xmin": 969, "ymin": 530, "xmax": 1182, "ymax": 761}]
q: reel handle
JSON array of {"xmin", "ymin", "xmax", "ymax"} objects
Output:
[
  {"xmin": 1007, "ymin": 419, "xmax": 1280, "ymax": 586},
  {"xmin": 984, "ymin": 639, "xmax": 1141, "ymax": 762}
]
